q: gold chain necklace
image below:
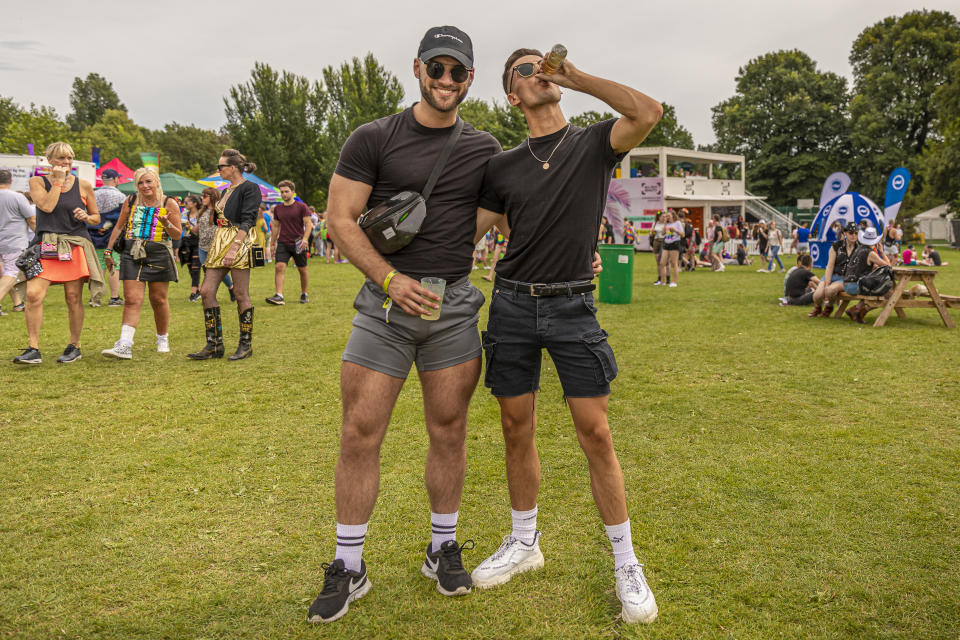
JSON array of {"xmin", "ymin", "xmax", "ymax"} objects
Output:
[{"xmin": 527, "ymin": 124, "xmax": 571, "ymax": 170}]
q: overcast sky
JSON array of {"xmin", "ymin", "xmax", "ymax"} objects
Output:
[{"xmin": 2, "ymin": 1, "xmax": 955, "ymax": 147}]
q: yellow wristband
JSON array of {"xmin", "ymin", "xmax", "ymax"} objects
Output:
[{"xmin": 382, "ymin": 269, "xmax": 399, "ymax": 294}]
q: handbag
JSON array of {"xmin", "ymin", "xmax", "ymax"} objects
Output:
[
  {"xmin": 16, "ymin": 242, "xmax": 43, "ymax": 280},
  {"xmin": 358, "ymin": 118, "xmax": 464, "ymax": 254},
  {"xmin": 859, "ymin": 265, "xmax": 894, "ymax": 296}
]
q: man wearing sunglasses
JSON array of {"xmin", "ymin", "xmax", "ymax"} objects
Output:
[
  {"xmin": 471, "ymin": 49, "xmax": 663, "ymax": 624},
  {"xmin": 307, "ymin": 26, "xmax": 502, "ymax": 624}
]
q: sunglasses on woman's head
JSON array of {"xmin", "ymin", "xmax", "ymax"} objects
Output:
[
  {"xmin": 508, "ymin": 61, "xmax": 540, "ymax": 94},
  {"xmin": 422, "ymin": 59, "xmax": 471, "ymax": 83}
]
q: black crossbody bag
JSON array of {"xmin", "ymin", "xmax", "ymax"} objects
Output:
[{"xmin": 358, "ymin": 118, "xmax": 464, "ymax": 254}]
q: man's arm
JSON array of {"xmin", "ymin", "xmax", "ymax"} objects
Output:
[
  {"xmin": 475, "ymin": 207, "xmax": 508, "ymax": 244},
  {"xmin": 301, "ymin": 212, "xmax": 313, "ymax": 249},
  {"xmin": 538, "ymin": 60, "xmax": 663, "ymax": 153},
  {"xmin": 327, "ymin": 174, "xmax": 440, "ymax": 316}
]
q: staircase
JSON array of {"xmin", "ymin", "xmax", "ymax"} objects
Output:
[{"xmin": 745, "ymin": 191, "xmax": 798, "ymax": 232}]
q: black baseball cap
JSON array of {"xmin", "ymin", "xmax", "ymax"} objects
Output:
[
  {"xmin": 418, "ymin": 26, "xmax": 474, "ymax": 68},
  {"xmin": 101, "ymin": 169, "xmax": 121, "ymax": 179}
]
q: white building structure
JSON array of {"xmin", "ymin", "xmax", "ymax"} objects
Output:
[{"xmin": 618, "ymin": 146, "xmax": 792, "ymax": 233}]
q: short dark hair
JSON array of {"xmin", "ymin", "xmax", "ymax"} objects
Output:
[
  {"xmin": 502, "ymin": 48, "xmax": 542, "ymax": 94},
  {"xmin": 277, "ymin": 180, "xmax": 295, "ymax": 191},
  {"xmin": 0, "ymin": 169, "xmax": 11, "ymax": 185},
  {"xmin": 798, "ymin": 254, "xmax": 812, "ymax": 267}
]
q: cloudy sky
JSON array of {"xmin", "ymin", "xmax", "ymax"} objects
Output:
[{"xmin": 1, "ymin": 1, "xmax": 955, "ymax": 147}]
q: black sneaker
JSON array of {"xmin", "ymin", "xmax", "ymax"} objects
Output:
[
  {"xmin": 13, "ymin": 347, "xmax": 42, "ymax": 364},
  {"xmin": 265, "ymin": 294, "xmax": 285, "ymax": 306},
  {"xmin": 188, "ymin": 293, "xmax": 201, "ymax": 303},
  {"xmin": 307, "ymin": 559, "xmax": 370, "ymax": 623},
  {"xmin": 421, "ymin": 540, "xmax": 474, "ymax": 596},
  {"xmin": 56, "ymin": 344, "xmax": 82, "ymax": 363},
  {"xmin": 108, "ymin": 297, "xmax": 123, "ymax": 307},
  {"xmin": 300, "ymin": 293, "xmax": 309, "ymax": 304}
]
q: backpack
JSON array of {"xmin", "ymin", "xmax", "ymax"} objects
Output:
[
  {"xmin": 721, "ymin": 226, "xmax": 730, "ymax": 242},
  {"xmin": 858, "ymin": 266, "xmax": 894, "ymax": 296}
]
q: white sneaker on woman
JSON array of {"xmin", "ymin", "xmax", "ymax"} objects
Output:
[
  {"xmin": 156, "ymin": 335, "xmax": 170, "ymax": 353},
  {"xmin": 668, "ymin": 282, "xmax": 677, "ymax": 288}
]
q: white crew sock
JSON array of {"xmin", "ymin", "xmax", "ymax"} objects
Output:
[
  {"xmin": 156, "ymin": 333, "xmax": 168, "ymax": 341},
  {"xmin": 605, "ymin": 519, "xmax": 639, "ymax": 570},
  {"xmin": 119, "ymin": 324, "xmax": 136, "ymax": 346},
  {"xmin": 431, "ymin": 510, "xmax": 458, "ymax": 552},
  {"xmin": 511, "ymin": 506, "xmax": 538, "ymax": 545},
  {"xmin": 335, "ymin": 522, "xmax": 367, "ymax": 572}
]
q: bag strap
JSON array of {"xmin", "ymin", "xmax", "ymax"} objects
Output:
[{"xmin": 421, "ymin": 118, "xmax": 464, "ymax": 201}]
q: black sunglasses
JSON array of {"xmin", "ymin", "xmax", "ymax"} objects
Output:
[
  {"xmin": 422, "ymin": 59, "xmax": 471, "ymax": 83},
  {"xmin": 507, "ymin": 61, "xmax": 540, "ymax": 94}
]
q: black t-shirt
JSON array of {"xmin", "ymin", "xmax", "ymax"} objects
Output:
[
  {"xmin": 478, "ymin": 120, "xmax": 626, "ymax": 283},
  {"xmin": 220, "ymin": 180, "xmax": 260, "ymax": 233},
  {"xmin": 930, "ymin": 250, "xmax": 942, "ymax": 266},
  {"xmin": 785, "ymin": 268, "xmax": 815, "ymax": 298},
  {"xmin": 712, "ymin": 225, "xmax": 723, "ymax": 244},
  {"xmin": 335, "ymin": 107, "xmax": 501, "ymax": 281}
]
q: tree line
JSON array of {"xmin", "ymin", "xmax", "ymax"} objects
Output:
[
  {"xmin": 708, "ymin": 9, "xmax": 960, "ymax": 213},
  {"xmin": 2, "ymin": 8, "xmax": 956, "ymax": 214}
]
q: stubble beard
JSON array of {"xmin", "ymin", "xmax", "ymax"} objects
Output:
[{"xmin": 419, "ymin": 76, "xmax": 467, "ymax": 113}]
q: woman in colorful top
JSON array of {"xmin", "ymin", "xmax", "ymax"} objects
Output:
[
  {"xmin": 188, "ymin": 149, "xmax": 260, "ymax": 361},
  {"xmin": 15, "ymin": 141, "xmax": 103, "ymax": 365},
  {"xmin": 101, "ymin": 168, "xmax": 182, "ymax": 358},
  {"xmin": 195, "ymin": 188, "xmax": 235, "ymax": 301},
  {"xmin": 656, "ymin": 210, "xmax": 684, "ymax": 287}
]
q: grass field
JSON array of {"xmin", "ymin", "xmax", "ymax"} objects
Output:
[{"xmin": 1, "ymin": 250, "xmax": 959, "ymax": 639}]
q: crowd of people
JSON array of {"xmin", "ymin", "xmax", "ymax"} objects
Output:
[{"xmin": 0, "ymin": 144, "xmax": 349, "ymax": 363}]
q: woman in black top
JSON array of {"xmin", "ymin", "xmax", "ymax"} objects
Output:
[
  {"xmin": 181, "ymin": 194, "xmax": 203, "ymax": 301},
  {"xmin": 16, "ymin": 141, "xmax": 102, "ymax": 365},
  {"xmin": 188, "ymin": 149, "xmax": 260, "ymax": 361}
]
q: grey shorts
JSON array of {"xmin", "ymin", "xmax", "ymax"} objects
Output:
[{"xmin": 342, "ymin": 276, "xmax": 484, "ymax": 379}]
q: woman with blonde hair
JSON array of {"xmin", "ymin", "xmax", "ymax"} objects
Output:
[
  {"xmin": 656, "ymin": 209, "xmax": 684, "ymax": 287},
  {"xmin": 16, "ymin": 142, "xmax": 104, "ymax": 364},
  {"xmin": 100, "ymin": 168, "xmax": 182, "ymax": 358},
  {"xmin": 188, "ymin": 148, "xmax": 260, "ymax": 360}
]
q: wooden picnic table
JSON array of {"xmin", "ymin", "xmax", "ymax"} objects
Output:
[{"xmin": 833, "ymin": 266, "xmax": 957, "ymax": 328}]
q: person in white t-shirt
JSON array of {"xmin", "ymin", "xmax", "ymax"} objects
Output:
[
  {"xmin": 0, "ymin": 170, "xmax": 37, "ymax": 315},
  {"xmin": 655, "ymin": 210, "xmax": 684, "ymax": 287}
]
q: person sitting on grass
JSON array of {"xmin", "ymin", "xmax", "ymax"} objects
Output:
[
  {"xmin": 902, "ymin": 244, "xmax": 916, "ymax": 266},
  {"xmin": 919, "ymin": 245, "xmax": 947, "ymax": 267},
  {"xmin": 736, "ymin": 243, "xmax": 752, "ymax": 266},
  {"xmin": 780, "ymin": 254, "xmax": 819, "ymax": 306}
]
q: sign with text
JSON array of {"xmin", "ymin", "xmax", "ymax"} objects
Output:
[{"xmin": 604, "ymin": 178, "xmax": 664, "ymax": 243}]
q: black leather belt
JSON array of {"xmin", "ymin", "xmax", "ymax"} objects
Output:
[{"xmin": 494, "ymin": 277, "xmax": 595, "ymax": 297}]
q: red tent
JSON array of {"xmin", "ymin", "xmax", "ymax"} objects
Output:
[{"xmin": 95, "ymin": 158, "xmax": 135, "ymax": 186}]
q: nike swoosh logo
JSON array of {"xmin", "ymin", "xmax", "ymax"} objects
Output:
[
  {"xmin": 349, "ymin": 576, "xmax": 366, "ymax": 592},
  {"xmin": 425, "ymin": 557, "xmax": 439, "ymax": 572}
]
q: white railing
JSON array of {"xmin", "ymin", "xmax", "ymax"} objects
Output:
[{"xmin": 745, "ymin": 192, "xmax": 797, "ymax": 232}]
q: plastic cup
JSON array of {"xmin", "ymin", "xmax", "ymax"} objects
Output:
[{"xmin": 420, "ymin": 277, "xmax": 446, "ymax": 321}]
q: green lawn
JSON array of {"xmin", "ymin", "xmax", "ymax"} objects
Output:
[{"xmin": 1, "ymin": 251, "xmax": 959, "ymax": 639}]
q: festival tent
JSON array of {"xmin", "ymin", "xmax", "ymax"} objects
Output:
[
  {"xmin": 118, "ymin": 172, "xmax": 207, "ymax": 197},
  {"xmin": 95, "ymin": 158, "xmax": 134, "ymax": 186},
  {"xmin": 198, "ymin": 172, "xmax": 281, "ymax": 201},
  {"xmin": 808, "ymin": 191, "xmax": 885, "ymax": 267}
]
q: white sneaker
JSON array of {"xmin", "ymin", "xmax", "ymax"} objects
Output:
[
  {"xmin": 615, "ymin": 563, "xmax": 658, "ymax": 624},
  {"xmin": 156, "ymin": 335, "xmax": 170, "ymax": 353},
  {"xmin": 653, "ymin": 281, "xmax": 663, "ymax": 286},
  {"xmin": 471, "ymin": 531, "xmax": 544, "ymax": 589},
  {"xmin": 101, "ymin": 341, "xmax": 132, "ymax": 360},
  {"xmin": 668, "ymin": 282, "xmax": 677, "ymax": 288}
]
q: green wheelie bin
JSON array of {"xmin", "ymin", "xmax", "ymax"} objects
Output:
[{"xmin": 597, "ymin": 244, "xmax": 634, "ymax": 304}]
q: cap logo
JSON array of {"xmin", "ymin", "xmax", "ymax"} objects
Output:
[{"xmin": 434, "ymin": 33, "xmax": 464, "ymax": 44}]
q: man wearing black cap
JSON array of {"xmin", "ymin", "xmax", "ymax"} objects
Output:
[
  {"xmin": 470, "ymin": 48, "xmax": 663, "ymax": 624},
  {"xmin": 307, "ymin": 26, "xmax": 502, "ymax": 624},
  {"xmin": 92, "ymin": 168, "xmax": 125, "ymax": 306}
]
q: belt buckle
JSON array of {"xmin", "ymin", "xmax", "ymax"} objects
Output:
[{"xmin": 528, "ymin": 283, "xmax": 542, "ymax": 297}]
